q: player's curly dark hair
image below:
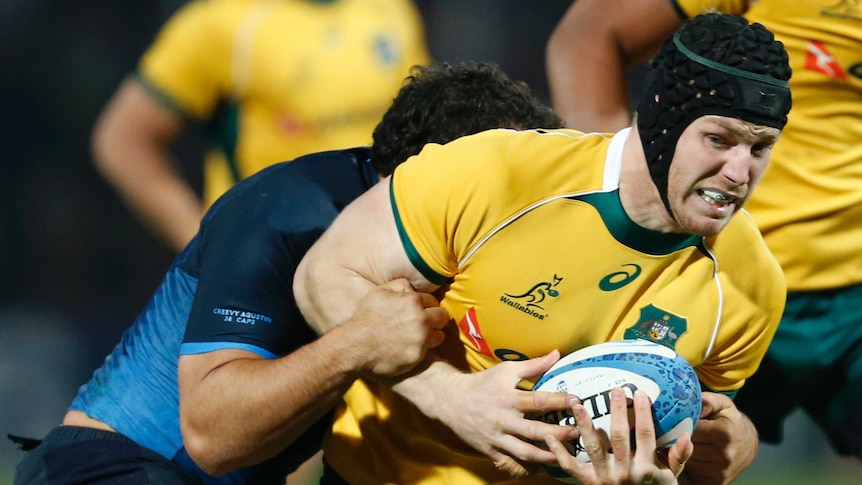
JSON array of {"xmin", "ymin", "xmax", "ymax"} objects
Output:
[{"xmin": 370, "ymin": 61, "xmax": 563, "ymax": 176}]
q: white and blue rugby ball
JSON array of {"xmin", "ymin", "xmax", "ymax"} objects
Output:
[{"xmin": 533, "ymin": 339, "xmax": 701, "ymax": 480}]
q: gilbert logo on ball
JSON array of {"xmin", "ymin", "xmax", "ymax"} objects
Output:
[{"xmin": 532, "ymin": 339, "xmax": 701, "ymax": 482}]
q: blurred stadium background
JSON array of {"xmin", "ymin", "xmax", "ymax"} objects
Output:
[{"xmin": 1, "ymin": 1, "xmax": 859, "ymax": 483}]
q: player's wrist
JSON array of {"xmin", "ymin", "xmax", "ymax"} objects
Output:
[
  {"xmin": 389, "ymin": 356, "xmax": 459, "ymax": 421},
  {"xmin": 316, "ymin": 322, "xmax": 379, "ymax": 379}
]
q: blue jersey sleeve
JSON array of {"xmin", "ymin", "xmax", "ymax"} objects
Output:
[{"xmin": 181, "ymin": 149, "xmax": 377, "ymax": 358}]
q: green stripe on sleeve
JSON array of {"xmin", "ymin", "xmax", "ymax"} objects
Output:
[{"xmin": 389, "ymin": 176, "xmax": 451, "ymax": 286}]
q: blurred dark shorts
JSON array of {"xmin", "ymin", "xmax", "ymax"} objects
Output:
[
  {"xmin": 319, "ymin": 457, "xmax": 349, "ymax": 485},
  {"xmin": 13, "ymin": 426, "xmax": 198, "ymax": 485},
  {"xmin": 734, "ymin": 282, "xmax": 862, "ymax": 458}
]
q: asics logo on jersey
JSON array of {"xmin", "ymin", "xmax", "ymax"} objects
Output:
[
  {"xmin": 501, "ymin": 275, "xmax": 563, "ymax": 320},
  {"xmin": 598, "ymin": 264, "xmax": 641, "ymax": 291}
]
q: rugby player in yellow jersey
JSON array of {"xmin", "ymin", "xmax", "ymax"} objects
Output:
[
  {"xmin": 295, "ymin": 12, "xmax": 792, "ymax": 485},
  {"xmin": 91, "ymin": 0, "xmax": 430, "ymax": 251},
  {"xmin": 548, "ymin": 0, "xmax": 862, "ymax": 472}
]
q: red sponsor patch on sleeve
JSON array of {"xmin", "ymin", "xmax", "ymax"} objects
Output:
[{"xmin": 458, "ymin": 307, "xmax": 493, "ymax": 357}]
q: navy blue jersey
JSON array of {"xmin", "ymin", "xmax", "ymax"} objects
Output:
[{"xmin": 69, "ymin": 148, "xmax": 378, "ymax": 484}]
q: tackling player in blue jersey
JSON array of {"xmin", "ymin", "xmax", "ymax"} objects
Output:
[{"xmin": 11, "ymin": 61, "xmax": 568, "ymax": 485}]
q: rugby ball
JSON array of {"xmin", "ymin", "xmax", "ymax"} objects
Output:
[{"xmin": 533, "ymin": 339, "xmax": 701, "ymax": 481}]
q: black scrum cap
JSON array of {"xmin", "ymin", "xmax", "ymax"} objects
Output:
[{"xmin": 635, "ymin": 13, "xmax": 792, "ymax": 215}]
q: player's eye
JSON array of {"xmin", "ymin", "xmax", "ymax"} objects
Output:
[{"xmin": 706, "ymin": 134, "xmax": 725, "ymax": 147}]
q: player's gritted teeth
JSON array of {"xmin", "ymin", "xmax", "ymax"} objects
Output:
[{"xmin": 698, "ymin": 188, "xmax": 736, "ymax": 207}]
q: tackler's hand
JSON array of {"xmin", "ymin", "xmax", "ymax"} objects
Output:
[
  {"xmin": 546, "ymin": 388, "xmax": 693, "ymax": 485},
  {"xmin": 344, "ymin": 278, "xmax": 449, "ymax": 377}
]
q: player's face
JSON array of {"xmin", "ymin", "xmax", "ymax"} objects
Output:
[{"xmin": 666, "ymin": 115, "xmax": 780, "ymax": 237}]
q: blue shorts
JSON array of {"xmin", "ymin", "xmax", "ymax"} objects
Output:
[
  {"xmin": 13, "ymin": 426, "xmax": 198, "ymax": 485},
  {"xmin": 734, "ymin": 282, "xmax": 862, "ymax": 457}
]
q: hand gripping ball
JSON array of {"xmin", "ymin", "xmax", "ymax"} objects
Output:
[{"xmin": 532, "ymin": 339, "xmax": 702, "ymax": 482}]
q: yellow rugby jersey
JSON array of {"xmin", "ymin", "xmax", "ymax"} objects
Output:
[
  {"xmin": 325, "ymin": 128, "xmax": 786, "ymax": 484},
  {"xmin": 670, "ymin": 0, "xmax": 862, "ymax": 290},
  {"xmin": 138, "ymin": 0, "xmax": 430, "ymax": 205}
]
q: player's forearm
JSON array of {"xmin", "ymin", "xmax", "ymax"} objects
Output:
[
  {"xmin": 547, "ymin": 0, "xmax": 682, "ymax": 132},
  {"xmin": 113, "ymin": 168, "xmax": 202, "ymax": 251},
  {"xmin": 93, "ymin": 132, "xmax": 201, "ymax": 251},
  {"xmin": 92, "ymin": 77, "xmax": 201, "ymax": 251},
  {"xmin": 180, "ymin": 331, "xmax": 368, "ymax": 475},
  {"xmin": 547, "ymin": 25, "xmax": 634, "ymax": 132},
  {"xmin": 384, "ymin": 356, "xmax": 459, "ymax": 422},
  {"xmin": 546, "ymin": 1, "xmax": 632, "ymax": 131}
]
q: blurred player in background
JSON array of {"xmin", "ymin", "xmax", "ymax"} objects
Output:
[
  {"xmin": 91, "ymin": 0, "xmax": 430, "ymax": 252},
  {"xmin": 294, "ymin": 12, "xmax": 791, "ymax": 484},
  {"xmin": 12, "ymin": 61, "xmax": 570, "ymax": 485},
  {"xmin": 547, "ymin": 0, "xmax": 862, "ymax": 470}
]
